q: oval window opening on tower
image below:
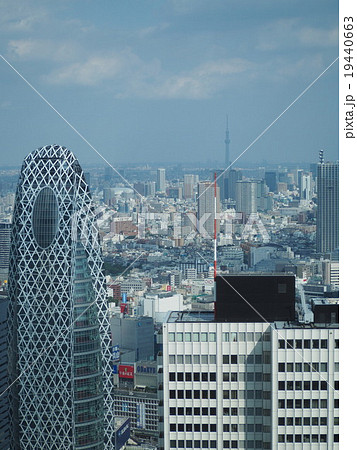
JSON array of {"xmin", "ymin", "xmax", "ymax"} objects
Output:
[{"xmin": 32, "ymin": 187, "xmax": 59, "ymax": 248}]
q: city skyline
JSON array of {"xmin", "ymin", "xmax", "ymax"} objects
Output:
[{"xmin": 0, "ymin": 1, "xmax": 338, "ymax": 167}]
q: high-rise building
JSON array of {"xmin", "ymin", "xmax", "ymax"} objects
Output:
[
  {"xmin": 157, "ymin": 168, "xmax": 166, "ymax": 192},
  {"xmin": 8, "ymin": 145, "xmax": 113, "ymax": 449},
  {"xmin": 0, "ymin": 221, "xmax": 11, "ymax": 284},
  {"xmin": 183, "ymin": 174, "xmax": 195, "ymax": 200},
  {"xmin": 197, "ymin": 181, "xmax": 220, "ymax": 238},
  {"xmin": 158, "ymin": 275, "xmax": 339, "ymax": 450},
  {"xmin": 236, "ymin": 181, "xmax": 258, "ymax": 218},
  {"xmin": 264, "ymin": 171, "xmax": 278, "ymax": 193},
  {"xmin": 316, "ymin": 162, "xmax": 339, "ymax": 254}
]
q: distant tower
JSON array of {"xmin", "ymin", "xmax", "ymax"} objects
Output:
[
  {"xmin": 197, "ymin": 182, "xmax": 220, "ymax": 238},
  {"xmin": 316, "ymin": 151, "xmax": 339, "ymax": 254},
  {"xmin": 157, "ymin": 168, "xmax": 166, "ymax": 192},
  {"xmin": 225, "ymin": 115, "xmax": 230, "ymax": 167}
]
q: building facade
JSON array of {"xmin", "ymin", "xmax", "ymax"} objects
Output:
[
  {"xmin": 159, "ymin": 314, "xmax": 339, "ymax": 449},
  {"xmin": 197, "ymin": 181, "xmax": 220, "ymax": 238},
  {"xmin": 0, "ymin": 221, "xmax": 11, "ymax": 284},
  {"xmin": 316, "ymin": 162, "xmax": 339, "ymax": 254},
  {"xmin": 8, "ymin": 145, "xmax": 113, "ymax": 449}
]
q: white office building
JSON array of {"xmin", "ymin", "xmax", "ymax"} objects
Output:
[{"xmin": 158, "ymin": 312, "xmax": 339, "ymax": 449}]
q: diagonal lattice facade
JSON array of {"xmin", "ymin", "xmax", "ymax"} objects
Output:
[{"xmin": 8, "ymin": 145, "xmax": 113, "ymax": 449}]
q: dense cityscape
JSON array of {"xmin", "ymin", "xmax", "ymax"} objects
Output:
[
  {"xmin": 0, "ymin": 0, "xmax": 342, "ymax": 448},
  {"xmin": 0, "ymin": 140, "xmax": 339, "ymax": 449}
]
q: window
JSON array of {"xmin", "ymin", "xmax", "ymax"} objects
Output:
[
  {"xmin": 210, "ymin": 373, "xmax": 216, "ymax": 382},
  {"xmin": 223, "ymin": 372, "xmax": 230, "ymax": 382},
  {"xmin": 231, "ymin": 332, "xmax": 237, "ymax": 342},
  {"xmin": 177, "ymin": 390, "xmax": 184, "ymax": 399},
  {"xmin": 185, "ymin": 355, "xmax": 192, "ymax": 364},
  {"xmin": 170, "ymin": 407, "xmax": 176, "ymax": 415},
  {"xmin": 304, "ymin": 363, "xmax": 311, "ymax": 372},
  {"xmin": 295, "ymin": 339, "xmax": 302, "ymax": 348},
  {"xmin": 177, "ymin": 372, "xmax": 184, "ymax": 381},
  {"xmin": 194, "ymin": 390, "xmax": 200, "ymax": 399},
  {"xmin": 303, "ymin": 417, "xmax": 310, "ymax": 426},
  {"xmin": 295, "ymin": 399, "xmax": 302, "ymax": 408},
  {"xmin": 185, "ymin": 373, "xmax": 192, "ymax": 382},
  {"xmin": 178, "ymin": 407, "xmax": 184, "ymax": 415},
  {"xmin": 295, "ymin": 417, "xmax": 302, "ymax": 426},
  {"xmin": 278, "ymin": 340, "xmax": 285, "ymax": 349},
  {"xmin": 177, "ymin": 332, "xmax": 183, "ymax": 342},
  {"xmin": 247, "ymin": 332, "xmax": 254, "ymax": 341},
  {"xmin": 223, "ymin": 355, "xmax": 229, "ymax": 364},
  {"xmin": 169, "ymin": 373, "xmax": 175, "ymax": 381},
  {"xmin": 278, "ymin": 417, "xmax": 285, "ymax": 425},
  {"xmin": 312, "ymin": 339, "xmax": 319, "ymax": 348},
  {"xmin": 321, "ymin": 339, "xmax": 328, "ymax": 349},
  {"xmin": 201, "ymin": 333, "xmax": 208, "ymax": 342},
  {"xmin": 295, "ymin": 435, "xmax": 302, "ymax": 443},
  {"xmin": 170, "ymin": 424, "xmax": 176, "ymax": 431},
  {"xmin": 286, "ymin": 363, "xmax": 293, "ymax": 372},
  {"xmin": 193, "ymin": 355, "xmax": 200, "ymax": 364},
  {"xmin": 178, "ymin": 424, "xmax": 184, "ymax": 432},
  {"xmin": 223, "ymin": 390, "xmax": 230, "ymax": 399},
  {"xmin": 303, "ymin": 399, "xmax": 310, "ymax": 408},
  {"xmin": 169, "ymin": 390, "xmax": 175, "ymax": 399},
  {"xmin": 304, "ymin": 340, "xmax": 310, "ymax": 349},
  {"xmin": 193, "ymin": 333, "xmax": 199, "ymax": 342},
  {"xmin": 194, "ymin": 424, "xmax": 200, "ymax": 432},
  {"xmin": 287, "ymin": 381, "xmax": 294, "ymax": 390},
  {"xmin": 295, "ymin": 362, "xmax": 302, "ymax": 371},
  {"xmin": 335, "ymin": 339, "xmax": 339, "ymax": 348},
  {"xmin": 223, "ymin": 332, "xmax": 230, "ymax": 342},
  {"xmin": 185, "ymin": 390, "xmax": 191, "ymax": 399},
  {"xmin": 169, "ymin": 332, "xmax": 175, "ymax": 342},
  {"xmin": 278, "ymin": 381, "xmax": 285, "ymax": 390},
  {"xmin": 278, "ymin": 436, "xmax": 285, "ymax": 443},
  {"xmin": 321, "ymin": 417, "xmax": 327, "ymax": 425},
  {"xmin": 169, "ymin": 355, "xmax": 176, "ymax": 364},
  {"xmin": 303, "ymin": 435, "xmax": 310, "ymax": 443},
  {"xmin": 209, "ymin": 332, "xmax": 216, "ymax": 342},
  {"xmin": 223, "ymin": 424, "xmax": 230, "ymax": 432},
  {"xmin": 312, "ymin": 362, "xmax": 319, "ymax": 372},
  {"xmin": 231, "ymin": 373, "xmax": 237, "ymax": 382},
  {"xmin": 177, "ymin": 355, "xmax": 184, "ymax": 364},
  {"xmin": 202, "ymin": 355, "xmax": 208, "ymax": 364},
  {"xmin": 287, "ymin": 400, "xmax": 293, "ymax": 408},
  {"xmin": 202, "ymin": 373, "xmax": 208, "ymax": 382},
  {"xmin": 202, "ymin": 390, "xmax": 208, "ymax": 399},
  {"xmin": 186, "ymin": 440, "xmax": 192, "ymax": 448},
  {"xmin": 321, "ymin": 399, "xmax": 327, "ymax": 408},
  {"xmin": 186, "ymin": 407, "xmax": 192, "ymax": 415},
  {"xmin": 210, "ymin": 407, "xmax": 216, "ymax": 415},
  {"xmin": 295, "ymin": 381, "xmax": 302, "ymax": 390},
  {"xmin": 202, "ymin": 407, "xmax": 208, "ymax": 415},
  {"xmin": 278, "ymin": 363, "xmax": 284, "ymax": 372},
  {"xmin": 286, "ymin": 417, "xmax": 293, "ymax": 426},
  {"xmin": 209, "ymin": 355, "xmax": 216, "ymax": 364},
  {"xmin": 287, "ymin": 339, "xmax": 294, "ymax": 349},
  {"xmin": 304, "ymin": 381, "xmax": 311, "ymax": 390},
  {"xmin": 320, "ymin": 435, "xmax": 327, "ymax": 443},
  {"xmin": 210, "ymin": 424, "xmax": 216, "ymax": 432},
  {"xmin": 231, "ymin": 355, "xmax": 238, "ymax": 364}
]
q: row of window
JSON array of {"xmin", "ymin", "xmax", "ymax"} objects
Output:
[
  {"xmin": 169, "ymin": 406, "xmax": 270, "ymax": 417},
  {"xmin": 278, "ymin": 338, "xmax": 339, "ymax": 349},
  {"xmin": 168, "ymin": 332, "xmax": 217, "ymax": 343},
  {"xmin": 169, "ymin": 355, "xmax": 216, "ymax": 365},
  {"xmin": 169, "ymin": 440, "xmax": 269, "ymax": 449},
  {"xmin": 169, "ymin": 390, "xmax": 216, "ymax": 400},
  {"xmin": 278, "ymin": 362, "xmax": 330, "ymax": 372},
  {"xmin": 170, "ymin": 423, "xmax": 269, "ymax": 433},
  {"xmin": 169, "ymin": 372, "xmax": 216, "ymax": 382},
  {"xmin": 278, "ymin": 380, "xmax": 332, "ymax": 391},
  {"xmin": 278, "ymin": 434, "xmax": 339, "ymax": 443},
  {"xmin": 168, "ymin": 331, "xmax": 268, "ymax": 343},
  {"xmin": 278, "ymin": 398, "xmax": 340, "ymax": 409},
  {"xmin": 278, "ymin": 416, "xmax": 339, "ymax": 426}
]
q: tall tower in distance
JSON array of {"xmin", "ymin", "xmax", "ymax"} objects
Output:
[
  {"xmin": 8, "ymin": 145, "xmax": 113, "ymax": 449},
  {"xmin": 156, "ymin": 168, "xmax": 166, "ymax": 192},
  {"xmin": 225, "ymin": 115, "xmax": 230, "ymax": 167},
  {"xmin": 316, "ymin": 150, "xmax": 339, "ymax": 254}
]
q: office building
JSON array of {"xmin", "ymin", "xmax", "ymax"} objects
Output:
[
  {"xmin": 183, "ymin": 175, "xmax": 195, "ymax": 200},
  {"xmin": 157, "ymin": 169, "xmax": 166, "ymax": 193},
  {"xmin": 8, "ymin": 145, "xmax": 113, "ymax": 449},
  {"xmin": 197, "ymin": 182, "xmax": 220, "ymax": 238},
  {"xmin": 236, "ymin": 181, "xmax": 258, "ymax": 218},
  {"xmin": 0, "ymin": 221, "xmax": 11, "ymax": 284},
  {"xmin": 158, "ymin": 275, "xmax": 339, "ymax": 450},
  {"xmin": 264, "ymin": 172, "xmax": 277, "ymax": 193},
  {"xmin": 316, "ymin": 162, "xmax": 339, "ymax": 254}
]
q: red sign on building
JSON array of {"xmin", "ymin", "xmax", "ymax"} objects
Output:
[{"xmin": 118, "ymin": 365, "xmax": 134, "ymax": 379}]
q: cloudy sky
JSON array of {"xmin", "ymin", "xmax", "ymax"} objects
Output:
[{"xmin": 0, "ymin": 0, "xmax": 338, "ymax": 167}]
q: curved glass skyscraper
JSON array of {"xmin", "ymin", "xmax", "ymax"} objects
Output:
[{"xmin": 8, "ymin": 145, "xmax": 113, "ymax": 449}]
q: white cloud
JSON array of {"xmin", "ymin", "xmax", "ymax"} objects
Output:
[{"xmin": 8, "ymin": 39, "xmax": 80, "ymax": 62}]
